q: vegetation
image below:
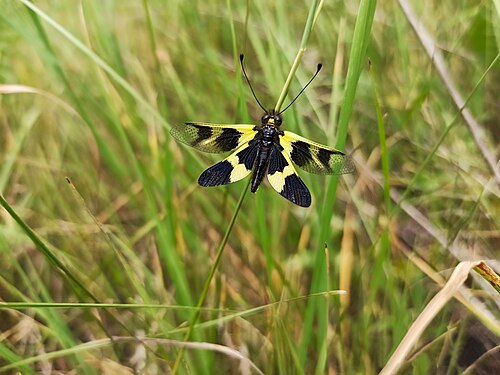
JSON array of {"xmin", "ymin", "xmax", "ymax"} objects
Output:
[{"xmin": 0, "ymin": 0, "xmax": 498, "ymax": 374}]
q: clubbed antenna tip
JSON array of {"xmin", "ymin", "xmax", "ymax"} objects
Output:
[{"xmin": 278, "ymin": 62, "xmax": 324, "ymax": 115}]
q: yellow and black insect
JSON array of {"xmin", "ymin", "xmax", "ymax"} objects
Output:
[{"xmin": 171, "ymin": 55, "xmax": 354, "ymax": 207}]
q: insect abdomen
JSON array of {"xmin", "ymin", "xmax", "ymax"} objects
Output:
[{"xmin": 250, "ymin": 143, "xmax": 271, "ymax": 193}]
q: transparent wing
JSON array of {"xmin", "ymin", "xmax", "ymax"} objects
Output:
[
  {"xmin": 171, "ymin": 122, "xmax": 257, "ymax": 153},
  {"xmin": 280, "ymin": 131, "xmax": 355, "ymax": 175}
]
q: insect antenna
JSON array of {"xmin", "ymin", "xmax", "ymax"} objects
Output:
[
  {"xmin": 239, "ymin": 54, "xmax": 267, "ymax": 112},
  {"xmin": 278, "ymin": 63, "xmax": 322, "ymax": 115}
]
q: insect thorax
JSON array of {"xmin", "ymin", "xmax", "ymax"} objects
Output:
[{"xmin": 254, "ymin": 125, "xmax": 280, "ymax": 148}]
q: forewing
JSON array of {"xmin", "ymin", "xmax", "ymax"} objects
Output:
[
  {"xmin": 198, "ymin": 139, "xmax": 259, "ymax": 187},
  {"xmin": 267, "ymin": 144, "xmax": 311, "ymax": 207},
  {"xmin": 171, "ymin": 122, "xmax": 257, "ymax": 153},
  {"xmin": 280, "ymin": 131, "xmax": 355, "ymax": 175}
]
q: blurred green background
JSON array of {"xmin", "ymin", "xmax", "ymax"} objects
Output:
[{"xmin": 0, "ymin": 0, "xmax": 498, "ymax": 374}]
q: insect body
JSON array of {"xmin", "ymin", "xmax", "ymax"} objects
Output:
[{"xmin": 170, "ymin": 55, "xmax": 354, "ymax": 207}]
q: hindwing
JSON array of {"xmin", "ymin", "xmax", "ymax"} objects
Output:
[
  {"xmin": 267, "ymin": 144, "xmax": 311, "ymax": 207},
  {"xmin": 198, "ymin": 139, "xmax": 259, "ymax": 187}
]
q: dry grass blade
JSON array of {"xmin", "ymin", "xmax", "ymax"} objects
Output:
[
  {"xmin": 0, "ymin": 336, "xmax": 265, "ymax": 375},
  {"xmin": 0, "ymin": 84, "xmax": 78, "ymax": 116},
  {"xmin": 390, "ymin": 188, "xmax": 500, "ymax": 332},
  {"xmin": 380, "ymin": 261, "xmax": 483, "ymax": 375}
]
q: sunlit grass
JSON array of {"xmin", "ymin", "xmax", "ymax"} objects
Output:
[{"xmin": 0, "ymin": 0, "xmax": 499, "ymax": 374}]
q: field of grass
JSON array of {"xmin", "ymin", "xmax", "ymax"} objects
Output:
[{"xmin": 0, "ymin": 0, "xmax": 499, "ymax": 374}]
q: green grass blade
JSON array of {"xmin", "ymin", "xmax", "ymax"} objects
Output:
[
  {"xmin": 299, "ymin": 0, "xmax": 377, "ymax": 368},
  {"xmin": 274, "ymin": 0, "xmax": 322, "ymax": 113},
  {"xmin": 0, "ymin": 194, "xmax": 99, "ymax": 302}
]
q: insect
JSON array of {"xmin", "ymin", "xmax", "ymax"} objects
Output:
[{"xmin": 171, "ymin": 55, "xmax": 354, "ymax": 207}]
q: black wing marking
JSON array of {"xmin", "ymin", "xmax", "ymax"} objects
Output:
[
  {"xmin": 280, "ymin": 131, "xmax": 355, "ymax": 175},
  {"xmin": 198, "ymin": 139, "xmax": 259, "ymax": 187},
  {"xmin": 267, "ymin": 144, "xmax": 311, "ymax": 207},
  {"xmin": 170, "ymin": 122, "xmax": 257, "ymax": 153}
]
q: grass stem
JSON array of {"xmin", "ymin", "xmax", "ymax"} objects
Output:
[
  {"xmin": 171, "ymin": 179, "xmax": 251, "ymax": 373},
  {"xmin": 274, "ymin": 0, "xmax": 322, "ymax": 113}
]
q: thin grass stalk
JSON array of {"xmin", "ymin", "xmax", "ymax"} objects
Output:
[
  {"xmin": 141, "ymin": 0, "xmax": 170, "ymax": 121},
  {"xmin": 314, "ymin": 245, "xmax": 331, "ymax": 375},
  {"xmin": 171, "ymin": 178, "xmax": 251, "ymax": 374},
  {"xmin": 370, "ymin": 65, "xmax": 391, "ymax": 215},
  {"xmin": 328, "ymin": 17, "xmax": 346, "ymax": 133},
  {"xmin": 141, "ymin": 0, "xmax": 162, "ymax": 91},
  {"xmin": 368, "ymin": 63, "xmax": 392, "ymax": 297},
  {"xmin": 274, "ymin": 0, "xmax": 322, "ymax": 113},
  {"xmin": 0, "ymin": 291, "xmax": 345, "ymax": 317}
]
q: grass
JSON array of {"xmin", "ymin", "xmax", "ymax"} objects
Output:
[{"xmin": 1, "ymin": 0, "xmax": 499, "ymax": 374}]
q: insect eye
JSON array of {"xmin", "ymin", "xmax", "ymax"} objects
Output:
[
  {"xmin": 261, "ymin": 114, "xmax": 271, "ymax": 123},
  {"xmin": 274, "ymin": 115, "xmax": 282, "ymax": 126}
]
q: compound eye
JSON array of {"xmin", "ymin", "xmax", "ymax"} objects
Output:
[
  {"xmin": 261, "ymin": 114, "xmax": 271, "ymax": 123},
  {"xmin": 274, "ymin": 115, "xmax": 282, "ymax": 126}
]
